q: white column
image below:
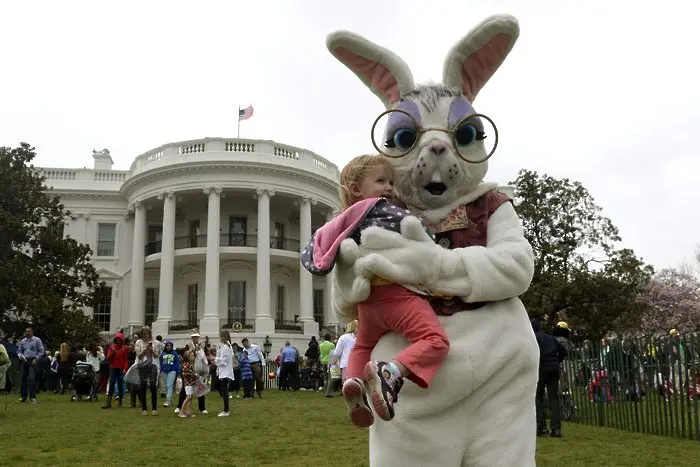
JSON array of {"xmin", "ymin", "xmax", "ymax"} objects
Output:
[
  {"xmin": 199, "ymin": 186, "xmax": 222, "ymax": 338},
  {"xmin": 323, "ymin": 210, "xmax": 340, "ymax": 328},
  {"xmin": 153, "ymin": 191, "xmax": 175, "ymax": 337},
  {"xmin": 299, "ymin": 197, "xmax": 318, "ymax": 336},
  {"xmin": 255, "ymin": 189, "xmax": 275, "ymax": 333},
  {"xmin": 129, "ymin": 202, "xmax": 146, "ymax": 328}
]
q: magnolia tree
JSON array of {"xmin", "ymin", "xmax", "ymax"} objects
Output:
[{"xmin": 639, "ymin": 267, "xmax": 700, "ymax": 334}]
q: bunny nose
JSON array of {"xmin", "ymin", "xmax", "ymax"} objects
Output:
[{"xmin": 429, "ymin": 142, "xmax": 447, "ymax": 156}]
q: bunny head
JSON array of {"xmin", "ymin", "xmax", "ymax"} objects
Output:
[{"xmin": 327, "ymin": 15, "xmax": 519, "ymax": 210}]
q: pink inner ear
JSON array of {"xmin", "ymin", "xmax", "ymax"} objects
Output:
[
  {"xmin": 461, "ymin": 33, "xmax": 512, "ymax": 101},
  {"xmin": 335, "ymin": 47, "xmax": 400, "ymax": 104}
]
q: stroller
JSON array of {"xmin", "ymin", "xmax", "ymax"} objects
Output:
[{"xmin": 71, "ymin": 362, "xmax": 97, "ymax": 401}]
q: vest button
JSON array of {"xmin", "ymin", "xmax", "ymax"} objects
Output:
[{"xmin": 438, "ymin": 238, "xmax": 451, "ymax": 249}]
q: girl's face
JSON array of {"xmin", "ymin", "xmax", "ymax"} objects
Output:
[
  {"xmin": 188, "ymin": 352, "xmax": 195, "ymax": 363},
  {"xmin": 350, "ymin": 165, "xmax": 394, "ymax": 201},
  {"xmin": 165, "ymin": 343, "xmax": 172, "ymax": 352}
]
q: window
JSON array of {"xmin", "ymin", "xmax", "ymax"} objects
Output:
[
  {"xmin": 97, "ymin": 223, "xmax": 116, "ymax": 256},
  {"xmin": 93, "ymin": 284, "xmax": 112, "ymax": 332},
  {"xmin": 276, "ymin": 285, "xmax": 285, "ymax": 323},
  {"xmin": 313, "ymin": 289, "xmax": 324, "ymax": 325},
  {"xmin": 148, "ymin": 225, "xmax": 163, "ymax": 243},
  {"xmin": 227, "ymin": 281, "xmax": 246, "ymax": 323},
  {"xmin": 229, "ymin": 216, "xmax": 247, "ymax": 246},
  {"xmin": 146, "ymin": 225, "xmax": 163, "ymax": 255},
  {"xmin": 189, "ymin": 220, "xmax": 201, "ymax": 247},
  {"xmin": 273, "ymin": 222, "xmax": 285, "ymax": 249},
  {"xmin": 145, "ymin": 288, "xmax": 159, "ymax": 326},
  {"xmin": 187, "ymin": 284, "xmax": 198, "ymax": 326}
]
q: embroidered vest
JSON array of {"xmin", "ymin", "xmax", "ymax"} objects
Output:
[{"xmin": 426, "ymin": 190, "xmax": 512, "ymax": 316}]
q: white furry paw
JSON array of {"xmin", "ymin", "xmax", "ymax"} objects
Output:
[
  {"xmin": 400, "ymin": 216, "xmax": 434, "ymax": 243},
  {"xmin": 350, "ymin": 276, "xmax": 371, "ymax": 302},
  {"xmin": 353, "ymin": 254, "xmax": 379, "ymax": 279},
  {"xmin": 359, "ymin": 226, "xmax": 404, "ymax": 251},
  {"xmin": 338, "ymin": 238, "xmax": 361, "ymax": 264}
]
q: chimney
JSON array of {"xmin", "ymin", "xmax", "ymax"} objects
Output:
[{"xmin": 92, "ymin": 149, "xmax": 114, "ymax": 170}]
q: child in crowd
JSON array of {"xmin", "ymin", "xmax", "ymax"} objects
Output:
[
  {"xmin": 239, "ymin": 350, "xmax": 254, "ymax": 399},
  {"xmin": 327, "ymin": 360, "xmax": 342, "ymax": 396},
  {"xmin": 300, "ymin": 154, "xmax": 450, "ymax": 427},
  {"xmin": 158, "ymin": 341, "xmax": 180, "ymax": 408},
  {"xmin": 179, "ymin": 350, "xmax": 198, "ymax": 418},
  {"xmin": 102, "ymin": 332, "xmax": 130, "ymax": 409}
]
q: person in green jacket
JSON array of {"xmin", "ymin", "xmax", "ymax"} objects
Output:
[{"xmin": 319, "ymin": 334, "xmax": 335, "ymax": 397}]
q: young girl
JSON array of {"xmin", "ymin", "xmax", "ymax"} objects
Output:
[
  {"xmin": 180, "ymin": 350, "xmax": 197, "ymax": 418},
  {"xmin": 239, "ymin": 350, "xmax": 254, "ymax": 399},
  {"xmin": 301, "ymin": 154, "xmax": 450, "ymax": 428},
  {"xmin": 101, "ymin": 332, "xmax": 129, "ymax": 409},
  {"xmin": 84, "ymin": 343, "xmax": 104, "ymax": 400},
  {"xmin": 214, "ymin": 330, "xmax": 234, "ymax": 417},
  {"xmin": 159, "ymin": 341, "xmax": 180, "ymax": 408}
]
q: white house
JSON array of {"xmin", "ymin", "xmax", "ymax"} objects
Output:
[{"xmin": 38, "ymin": 138, "xmax": 342, "ymax": 349}]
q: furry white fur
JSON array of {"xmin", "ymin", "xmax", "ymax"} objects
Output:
[{"xmin": 326, "ymin": 13, "xmax": 538, "ymax": 467}]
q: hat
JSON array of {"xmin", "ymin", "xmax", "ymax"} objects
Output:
[
  {"xmin": 190, "ymin": 329, "xmax": 201, "ymax": 338},
  {"xmin": 556, "ymin": 321, "xmax": 569, "ymax": 330},
  {"xmin": 670, "ymin": 329, "xmax": 680, "ymax": 337}
]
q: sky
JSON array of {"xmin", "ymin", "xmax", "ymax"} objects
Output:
[{"xmin": 1, "ymin": 0, "xmax": 698, "ymax": 272}]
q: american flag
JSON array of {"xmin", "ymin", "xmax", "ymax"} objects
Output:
[{"xmin": 239, "ymin": 105, "xmax": 254, "ymax": 121}]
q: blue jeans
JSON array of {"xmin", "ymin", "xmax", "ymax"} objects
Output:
[
  {"xmin": 164, "ymin": 371, "xmax": 176, "ymax": 404},
  {"xmin": 20, "ymin": 359, "xmax": 38, "ymax": 400},
  {"xmin": 108, "ymin": 368, "xmax": 125, "ymax": 399}
]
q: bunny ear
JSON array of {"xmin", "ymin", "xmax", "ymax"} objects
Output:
[
  {"xmin": 327, "ymin": 30, "xmax": 415, "ymax": 109},
  {"xmin": 443, "ymin": 14, "xmax": 520, "ymax": 102}
]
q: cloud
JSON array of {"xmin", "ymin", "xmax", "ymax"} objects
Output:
[{"xmin": 1, "ymin": 0, "xmax": 697, "ymax": 271}]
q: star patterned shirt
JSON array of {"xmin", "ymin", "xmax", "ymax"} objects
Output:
[{"xmin": 300, "ymin": 198, "xmax": 435, "ymax": 276}]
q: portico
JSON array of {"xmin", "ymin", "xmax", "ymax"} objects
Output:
[{"xmin": 126, "ymin": 186, "xmax": 337, "ymax": 339}]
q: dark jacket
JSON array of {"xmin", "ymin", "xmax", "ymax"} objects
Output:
[{"xmin": 531, "ymin": 318, "xmax": 567, "ymax": 372}]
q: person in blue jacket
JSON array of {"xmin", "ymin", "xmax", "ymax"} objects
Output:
[{"xmin": 159, "ymin": 341, "xmax": 180, "ymax": 407}]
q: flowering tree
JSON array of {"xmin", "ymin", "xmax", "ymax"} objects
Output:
[{"xmin": 639, "ymin": 267, "xmax": 700, "ymax": 334}]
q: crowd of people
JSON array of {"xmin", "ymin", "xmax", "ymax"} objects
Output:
[{"xmin": 0, "ymin": 324, "xmax": 352, "ymax": 417}]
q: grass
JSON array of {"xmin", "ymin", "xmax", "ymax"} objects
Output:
[{"xmin": 1, "ymin": 390, "xmax": 700, "ymax": 466}]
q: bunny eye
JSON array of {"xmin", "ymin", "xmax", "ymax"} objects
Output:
[
  {"xmin": 454, "ymin": 123, "xmax": 485, "ymax": 147},
  {"xmin": 385, "ymin": 128, "xmax": 417, "ymax": 150}
]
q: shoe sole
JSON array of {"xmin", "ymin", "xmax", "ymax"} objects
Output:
[
  {"xmin": 364, "ymin": 361, "xmax": 393, "ymax": 422},
  {"xmin": 342, "ymin": 379, "xmax": 374, "ymax": 428}
]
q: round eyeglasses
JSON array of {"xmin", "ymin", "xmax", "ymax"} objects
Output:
[{"xmin": 370, "ymin": 109, "xmax": 499, "ymax": 164}]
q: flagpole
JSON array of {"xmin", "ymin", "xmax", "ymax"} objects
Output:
[{"xmin": 237, "ymin": 105, "xmax": 241, "ymax": 139}]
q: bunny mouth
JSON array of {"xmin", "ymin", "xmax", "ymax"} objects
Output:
[{"xmin": 424, "ymin": 183, "xmax": 447, "ymax": 196}]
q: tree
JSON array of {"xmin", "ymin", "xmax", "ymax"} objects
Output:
[
  {"xmin": 0, "ymin": 143, "xmax": 100, "ymax": 348},
  {"xmin": 639, "ymin": 267, "xmax": 700, "ymax": 334},
  {"xmin": 510, "ymin": 169, "xmax": 653, "ymax": 339}
]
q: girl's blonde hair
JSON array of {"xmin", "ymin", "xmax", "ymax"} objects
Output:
[
  {"xmin": 339, "ymin": 154, "xmax": 395, "ymax": 210},
  {"xmin": 345, "ymin": 319, "xmax": 358, "ymax": 334},
  {"xmin": 59, "ymin": 342, "xmax": 69, "ymax": 362}
]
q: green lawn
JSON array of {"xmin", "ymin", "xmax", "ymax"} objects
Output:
[{"xmin": 1, "ymin": 391, "xmax": 699, "ymax": 466}]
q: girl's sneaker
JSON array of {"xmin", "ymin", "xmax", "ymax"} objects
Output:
[
  {"xmin": 364, "ymin": 361, "xmax": 404, "ymax": 422},
  {"xmin": 141, "ymin": 410, "xmax": 148, "ymax": 416},
  {"xmin": 152, "ymin": 410, "xmax": 158, "ymax": 416},
  {"xmin": 218, "ymin": 411, "xmax": 230, "ymax": 417},
  {"xmin": 342, "ymin": 377, "xmax": 374, "ymax": 428}
]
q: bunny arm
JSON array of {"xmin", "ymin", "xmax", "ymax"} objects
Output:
[
  {"xmin": 354, "ymin": 201, "xmax": 534, "ymax": 303},
  {"xmin": 329, "ymin": 239, "xmax": 371, "ymax": 324}
]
